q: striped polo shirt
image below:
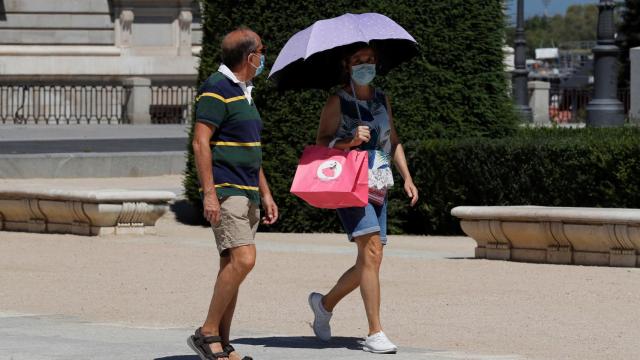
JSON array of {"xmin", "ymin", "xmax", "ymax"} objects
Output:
[{"xmin": 195, "ymin": 69, "xmax": 262, "ymax": 204}]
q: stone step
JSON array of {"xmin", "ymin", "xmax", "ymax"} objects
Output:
[
  {"xmin": 0, "ymin": 151, "xmax": 186, "ymax": 178},
  {"xmin": 3, "ymin": 0, "xmax": 110, "ymax": 13}
]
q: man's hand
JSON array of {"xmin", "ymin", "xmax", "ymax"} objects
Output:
[
  {"xmin": 203, "ymin": 191, "xmax": 221, "ymax": 226},
  {"xmin": 261, "ymin": 194, "xmax": 279, "ymax": 225},
  {"xmin": 404, "ymin": 180, "xmax": 419, "ymax": 207}
]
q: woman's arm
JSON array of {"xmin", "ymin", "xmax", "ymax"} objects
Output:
[
  {"xmin": 386, "ymin": 96, "xmax": 419, "ymax": 207},
  {"xmin": 316, "ymin": 95, "xmax": 370, "ymax": 150}
]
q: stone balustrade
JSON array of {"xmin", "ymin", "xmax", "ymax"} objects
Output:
[
  {"xmin": 0, "ymin": 189, "xmax": 175, "ymax": 236},
  {"xmin": 451, "ymin": 206, "xmax": 640, "ymax": 267}
]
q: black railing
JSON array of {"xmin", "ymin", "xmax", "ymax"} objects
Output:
[
  {"xmin": 549, "ymin": 87, "xmax": 631, "ymax": 123},
  {"xmin": 150, "ymin": 86, "xmax": 196, "ymax": 124},
  {"xmin": 0, "ymin": 85, "xmax": 130, "ymax": 124}
]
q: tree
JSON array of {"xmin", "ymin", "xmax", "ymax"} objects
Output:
[
  {"xmin": 506, "ymin": 4, "xmax": 598, "ymax": 58},
  {"xmin": 619, "ymin": 0, "xmax": 640, "ymax": 88},
  {"xmin": 185, "ymin": 0, "xmax": 517, "ymax": 234}
]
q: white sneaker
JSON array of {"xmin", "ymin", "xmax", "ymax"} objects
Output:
[
  {"xmin": 363, "ymin": 331, "xmax": 398, "ymax": 354},
  {"xmin": 308, "ymin": 292, "xmax": 332, "ymax": 341}
]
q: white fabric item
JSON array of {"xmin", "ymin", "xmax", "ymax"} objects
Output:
[
  {"xmin": 218, "ymin": 64, "xmax": 254, "ymax": 104},
  {"xmin": 363, "ymin": 331, "xmax": 398, "ymax": 354},
  {"xmin": 368, "ymin": 150, "xmax": 394, "ymax": 190},
  {"xmin": 308, "ymin": 292, "xmax": 332, "ymax": 341}
]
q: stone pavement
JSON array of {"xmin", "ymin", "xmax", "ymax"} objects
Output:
[
  {"xmin": 0, "ymin": 314, "xmax": 520, "ymax": 360},
  {"xmin": 1, "ymin": 176, "xmax": 640, "ymax": 360}
]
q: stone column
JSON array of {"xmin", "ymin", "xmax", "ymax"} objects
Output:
[
  {"xmin": 586, "ymin": 0, "xmax": 625, "ymax": 127},
  {"xmin": 528, "ymin": 81, "xmax": 551, "ymax": 125},
  {"xmin": 177, "ymin": 9, "xmax": 193, "ymax": 57},
  {"xmin": 123, "ymin": 77, "xmax": 152, "ymax": 124},
  {"xmin": 512, "ymin": 0, "xmax": 533, "ymax": 123},
  {"xmin": 631, "ymin": 47, "xmax": 640, "ymax": 124}
]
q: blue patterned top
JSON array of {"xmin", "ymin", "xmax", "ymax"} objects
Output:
[{"xmin": 334, "ymin": 88, "xmax": 394, "ymax": 190}]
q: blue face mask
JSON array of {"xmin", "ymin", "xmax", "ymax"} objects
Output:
[
  {"xmin": 351, "ymin": 63, "xmax": 376, "ymax": 86},
  {"xmin": 251, "ymin": 54, "xmax": 265, "ymax": 77}
]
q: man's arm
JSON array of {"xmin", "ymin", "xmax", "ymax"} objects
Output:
[
  {"xmin": 258, "ymin": 167, "xmax": 278, "ymax": 224},
  {"xmin": 192, "ymin": 121, "xmax": 221, "ymax": 224}
]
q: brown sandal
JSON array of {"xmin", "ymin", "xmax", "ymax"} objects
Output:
[
  {"xmin": 223, "ymin": 344, "xmax": 253, "ymax": 360},
  {"xmin": 187, "ymin": 327, "xmax": 229, "ymax": 360}
]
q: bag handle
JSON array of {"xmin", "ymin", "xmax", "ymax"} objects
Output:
[{"xmin": 328, "ymin": 82, "xmax": 366, "ymax": 149}]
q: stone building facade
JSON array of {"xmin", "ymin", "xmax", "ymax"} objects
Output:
[{"xmin": 0, "ymin": 0, "xmax": 202, "ymax": 124}]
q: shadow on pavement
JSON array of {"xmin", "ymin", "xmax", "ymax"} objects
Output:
[
  {"xmin": 170, "ymin": 199, "xmax": 209, "ymax": 227},
  {"xmin": 232, "ymin": 336, "xmax": 363, "ymax": 350},
  {"xmin": 154, "ymin": 356, "xmax": 198, "ymax": 360}
]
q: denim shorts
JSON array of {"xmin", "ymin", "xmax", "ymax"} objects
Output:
[{"xmin": 336, "ymin": 200, "xmax": 387, "ymax": 244}]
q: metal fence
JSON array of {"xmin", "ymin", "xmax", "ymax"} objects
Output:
[
  {"xmin": 150, "ymin": 86, "xmax": 196, "ymax": 124},
  {"xmin": 0, "ymin": 85, "xmax": 130, "ymax": 124},
  {"xmin": 549, "ymin": 87, "xmax": 631, "ymax": 123}
]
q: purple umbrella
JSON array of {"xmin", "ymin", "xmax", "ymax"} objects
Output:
[{"xmin": 268, "ymin": 12, "xmax": 418, "ymax": 90}]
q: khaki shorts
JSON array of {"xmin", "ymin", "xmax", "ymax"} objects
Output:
[{"xmin": 212, "ymin": 196, "xmax": 260, "ymax": 256}]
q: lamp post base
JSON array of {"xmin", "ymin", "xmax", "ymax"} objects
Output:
[
  {"xmin": 586, "ymin": 99, "xmax": 625, "ymax": 127},
  {"xmin": 514, "ymin": 104, "xmax": 533, "ymax": 123}
]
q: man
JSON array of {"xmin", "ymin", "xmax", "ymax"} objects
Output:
[{"xmin": 188, "ymin": 27, "xmax": 277, "ymax": 360}]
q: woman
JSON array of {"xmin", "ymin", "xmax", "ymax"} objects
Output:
[{"xmin": 309, "ymin": 45, "xmax": 419, "ymax": 354}]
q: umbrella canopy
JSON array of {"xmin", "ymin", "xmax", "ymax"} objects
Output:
[{"xmin": 269, "ymin": 12, "xmax": 418, "ymax": 90}]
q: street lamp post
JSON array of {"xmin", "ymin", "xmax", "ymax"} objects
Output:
[
  {"xmin": 512, "ymin": 0, "xmax": 533, "ymax": 123},
  {"xmin": 586, "ymin": 0, "xmax": 625, "ymax": 127}
]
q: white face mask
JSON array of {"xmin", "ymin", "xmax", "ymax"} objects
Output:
[{"xmin": 350, "ymin": 63, "xmax": 376, "ymax": 86}]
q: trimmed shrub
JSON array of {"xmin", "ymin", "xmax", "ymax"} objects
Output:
[
  {"xmin": 185, "ymin": 0, "xmax": 518, "ymax": 233},
  {"xmin": 404, "ymin": 128, "xmax": 640, "ymax": 234}
]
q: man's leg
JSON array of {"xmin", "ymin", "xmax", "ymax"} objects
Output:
[
  {"xmin": 200, "ymin": 245, "xmax": 256, "ymax": 357},
  {"xmin": 217, "ymin": 256, "xmax": 237, "ymax": 345}
]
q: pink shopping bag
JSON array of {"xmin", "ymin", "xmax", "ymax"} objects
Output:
[{"xmin": 290, "ymin": 145, "xmax": 369, "ymax": 209}]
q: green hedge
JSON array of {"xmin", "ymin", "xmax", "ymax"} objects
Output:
[
  {"xmin": 404, "ymin": 128, "xmax": 640, "ymax": 234},
  {"xmin": 184, "ymin": 0, "xmax": 518, "ymax": 232}
]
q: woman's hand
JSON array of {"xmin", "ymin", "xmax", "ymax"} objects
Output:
[
  {"xmin": 261, "ymin": 194, "xmax": 279, "ymax": 225},
  {"xmin": 350, "ymin": 125, "xmax": 371, "ymax": 147},
  {"xmin": 203, "ymin": 191, "xmax": 221, "ymax": 226},
  {"xmin": 404, "ymin": 180, "xmax": 419, "ymax": 207}
]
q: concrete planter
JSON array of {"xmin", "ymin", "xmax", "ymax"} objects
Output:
[
  {"xmin": 451, "ymin": 206, "xmax": 640, "ymax": 267},
  {"xmin": 0, "ymin": 189, "xmax": 175, "ymax": 236}
]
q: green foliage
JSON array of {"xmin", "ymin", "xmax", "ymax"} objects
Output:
[
  {"xmin": 407, "ymin": 127, "xmax": 640, "ymax": 234},
  {"xmin": 506, "ymin": 4, "xmax": 599, "ymax": 57},
  {"xmin": 619, "ymin": 0, "xmax": 640, "ymax": 87},
  {"xmin": 185, "ymin": 0, "xmax": 517, "ymax": 233}
]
